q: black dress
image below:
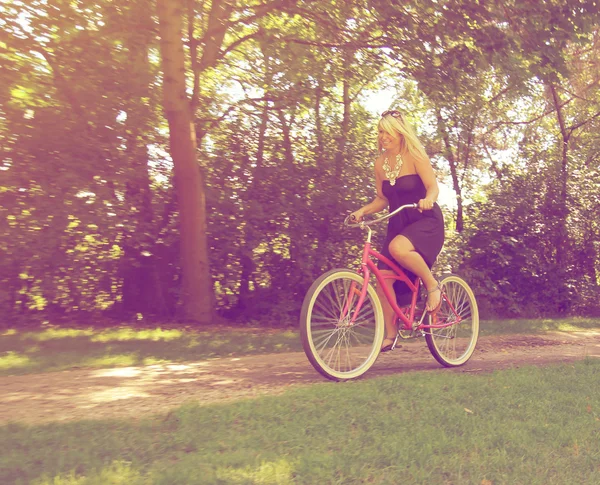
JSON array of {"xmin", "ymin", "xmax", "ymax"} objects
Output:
[{"xmin": 377, "ymin": 174, "xmax": 445, "ymax": 306}]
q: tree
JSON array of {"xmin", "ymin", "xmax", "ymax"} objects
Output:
[{"xmin": 156, "ymin": 0, "xmax": 214, "ymax": 323}]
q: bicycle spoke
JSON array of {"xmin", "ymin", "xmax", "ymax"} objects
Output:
[
  {"xmin": 349, "ymin": 328, "xmax": 372, "ymax": 346},
  {"xmin": 425, "ymin": 275, "xmax": 479, "ymax": 367},
  {"xmin": 331, "ymin": 330, "xmax": 349, "ymax": 369},
  {"xmin": 313, "ymin": 329, "xmax": 338, "ymax": 353},
  {"xmin": 301, "ymin": 270, "xmax": 384, "ymax": 380},
  {"xmin": 323, "ymin": 332, "xmax": 342, "ymax": 368},
  {"xmin": 353, "ymin": 304, "xmax": 375, "ymax": 321},
  {"xmin": 316, "ymin": 289, "xmax": 342, "ymax": 320},
  {"xmin": 333, "ymin": 280, "xmax": 350, "ymax": 319},
  {"xmin": 309, "ymin": 314, "xmax": 339, "ymax": 327},
  {"xmin": 343, "ymin": 333, "xmax": 352, "ymax": 371}
]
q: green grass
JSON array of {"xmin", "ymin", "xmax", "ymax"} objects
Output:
[
  {"xmin": 2, "ymin": 360, "xmax": 600, "ymax": 484},
  {"xmin": 478, "ymin": 316, "xmax": 600, "ymax": 336},
  {"xmin": 1, "ymin": 317, "xmax": 599, "ymax": 376},
  {"xmin": 0, "ymin": 326, "xmax": 302, "ymax": 376}
]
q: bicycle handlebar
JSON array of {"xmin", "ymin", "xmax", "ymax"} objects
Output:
[{"xmin": 343, "ymin": 203, "xmax": 418, "ymax": 229}]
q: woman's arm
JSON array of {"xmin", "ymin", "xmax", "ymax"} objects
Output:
[
  {"xmin": 350, "ymin": 158, "xmax": 389, "ymax": 221},
  {"xmin": 358, "ymin": 195, "xmax": 388, "ymax": 217},
  {"xmin": 413, "ymin": 153, "xmax": 440, "ymax": 210}
]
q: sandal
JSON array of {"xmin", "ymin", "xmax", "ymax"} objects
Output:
[
  {"xmin": 426, "ymin": 282, "xmax": 443, "ymax": 314},
  {"xmin": 381, "ymin": 336, "xmax": 398, "ymax": 353}
]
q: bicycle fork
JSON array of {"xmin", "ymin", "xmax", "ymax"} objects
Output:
[{"xmin": 339, "ymin": 267, "xmax": 371, "ymax": 326}]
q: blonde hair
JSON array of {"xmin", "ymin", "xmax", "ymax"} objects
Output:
[{"xmin": 378, "ymin": 113, "xmax": 429, "ymax": 162}]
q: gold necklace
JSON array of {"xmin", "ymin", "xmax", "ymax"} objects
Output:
[{"xmin": 383, "ymin": 153, "xmax": 403, "ymax": 185}]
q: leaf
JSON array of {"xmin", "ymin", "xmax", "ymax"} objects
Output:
[{"xmin": 464, "ymin": 408, "xmax": 474, "ymax": 414}]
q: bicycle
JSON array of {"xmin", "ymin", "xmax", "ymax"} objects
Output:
[{"xmin": 299, "ymin": 203, "xmax": 479, "ymax": 381}]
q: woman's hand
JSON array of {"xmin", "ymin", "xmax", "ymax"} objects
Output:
[
  {"xmin": 417, "ymin": 199, "xmax": 435, "ymax": 212},
  {"xmin": 349, "ymin": 208, "xmax": 366, "ymax": 223}
]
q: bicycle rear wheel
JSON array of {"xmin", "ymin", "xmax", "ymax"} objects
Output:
[
  {"xmin": 300, "ymin": 269, "xmax": 384, "ymax": 381},
  {"xmin": 425, "ymin": 273, "xmax": 479, "ymax": 367}
]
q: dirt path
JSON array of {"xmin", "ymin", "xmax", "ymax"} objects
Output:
[{"xmin": 2, "ymin": 332, "xmax": 599, "ymax": 425}]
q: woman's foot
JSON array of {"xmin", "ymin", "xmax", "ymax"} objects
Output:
[
  {"xmin": 426, "ymin": 282, "xmax": 442, "ymax": 314},
  {"xmin": 381, "ymin": 336, "xmax": 397, "ymax": 352}
]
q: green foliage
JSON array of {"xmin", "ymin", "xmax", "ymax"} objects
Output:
[
  {"xmin": 0, "ymin": 0, "xmax": 599, "ymax": 323},
  {"xmin": 451, "ymin": 162, "xmax": 600, "ymax": 317}
]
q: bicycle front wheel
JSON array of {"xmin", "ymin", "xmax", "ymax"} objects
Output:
[
  {"xmin": 300, "ymin": 269, "xmax": 384, "ymax": 381},
  {"xmin": 425, "ymin": 273, "xmax": 479, "ymax": 367}
]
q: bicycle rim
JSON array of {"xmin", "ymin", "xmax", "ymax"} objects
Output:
[
  {"xmin": 425, "ymin": 274, "xmax": 479, "ymax": 367},
  {"xmin": 300, "ymin": 269, "xmax": 384, "ymax": 381}
]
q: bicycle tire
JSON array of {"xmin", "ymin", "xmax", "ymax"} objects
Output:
[
  {"xmin": 300, "ymin": 269, "xmax": 384, "ymax": 381},
  {"xmin": 425, "ymin": 273, "xmax": 479, "ymax": 367}
]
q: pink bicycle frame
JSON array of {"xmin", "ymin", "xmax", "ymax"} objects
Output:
[{"xmin": 346, "ymin": 235, "xmax": 461, "ymax": 332}]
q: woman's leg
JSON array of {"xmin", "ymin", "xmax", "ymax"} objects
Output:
[
  {"xmin": 388, "ymin": 235, "xmax": 441, "ymax": 311},
  {"xmin": 376, "ymin": 270, "xmax": 399, "ymax": 348}
]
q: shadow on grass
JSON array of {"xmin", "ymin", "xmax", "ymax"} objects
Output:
[
  {"xmin": 1, "ymin": 403, "xmax": 303, "ymax": 485},
  {"xmin": 0, "ymin": 326, "xmax": 303, "ymax": 376}
]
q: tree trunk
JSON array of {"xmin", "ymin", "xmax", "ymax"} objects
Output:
[
  {"xmin": 315, "ymin": 80, "xmax": 325, "ymax": 169},
  {"xmin": 334, "ymin": 78, "xmax": 351, "ymax": 180},
  {"xmin": 157, "ymin": 0, "xmax": 213, "ymax": 323},
  {"xmin": 548, "ymin": 83, "xmax": 570, "ymax": 269},
  {"xmin": 277, "ymin": 111, "xmax": 302, "ymax": 267},
  {"xmin": 236, "ymin": 50, "xmax": 272, "ymax": 312},
  {"xmin": 316, "ymin": 74, "xmax": 352, "ymax": 270},
  {"xmin": 314, "ymin": 79, "xmax": 329, "ymax": 272},
  {"xmin": 120, "ymin": 1, "xmax": 170, "ymax": 316},
  {"xmin": 436, "ymin": 110, "xmax": 464, "ymax": 232}
]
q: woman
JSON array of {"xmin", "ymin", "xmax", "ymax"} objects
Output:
[{"xmin": 350, "ymin": 110, "xmax": 445, "ymax": 352}]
